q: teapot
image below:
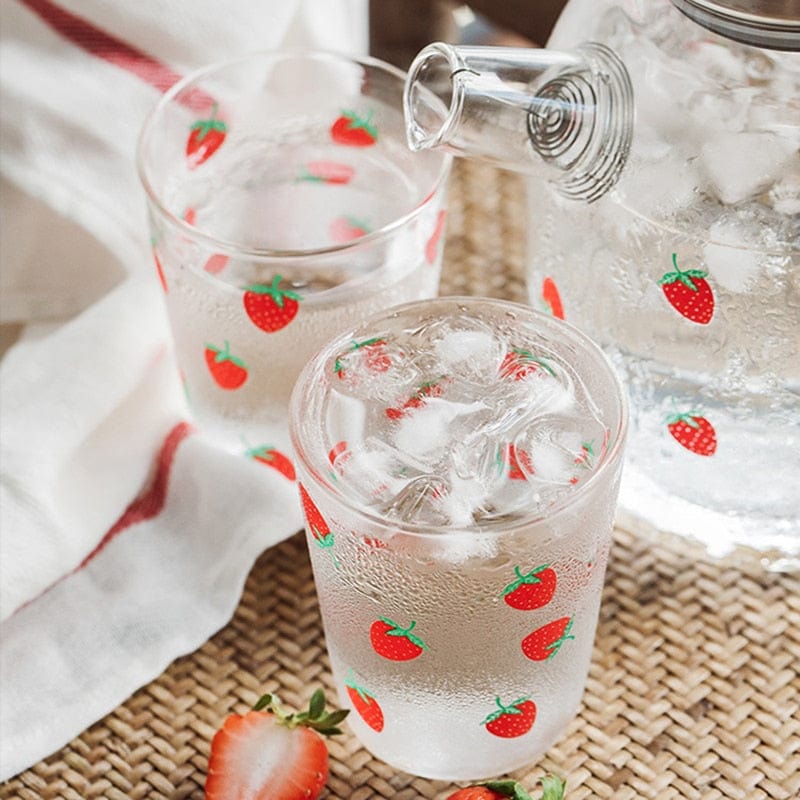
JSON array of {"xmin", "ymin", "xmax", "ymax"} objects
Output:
[{"xmin": 403, "ymin": 0, "xmax": 800, "ymax": 570}]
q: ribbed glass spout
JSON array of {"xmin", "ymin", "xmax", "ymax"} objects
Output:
[{"xmin": 404, "ymin": 42, "xmax": 634, "ymax": 203}]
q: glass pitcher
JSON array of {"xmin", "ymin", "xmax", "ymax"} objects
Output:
[{"xmin": 403, "ymin": 0, "xmax": 799, "ymax": 571}]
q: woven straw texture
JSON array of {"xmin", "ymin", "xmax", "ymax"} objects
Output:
[{"xmin": 3, "ymin": 160, "xmax": 799, "ymax": 799}]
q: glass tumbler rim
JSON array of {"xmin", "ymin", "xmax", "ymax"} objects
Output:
[
  {"xmin": 289, "ymin": 294, "xmax": 630, "ymax": 540},
  {"xmin": 135, "ymin": 47, "xmax": 453, "ymax": 260}
]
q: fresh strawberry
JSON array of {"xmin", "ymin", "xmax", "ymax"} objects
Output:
[
  {"xmin": 334, "ymin": 337, "xmax": 391, "ymax": 380},
  {"xmin": 667, "ymin": 411, "xmax": 717, "ymax": 456},
  {"xmin": 447, "ymin": 776, "xmax": 565, "ymax": 800},
  {"xmin": 344, "ymin": 673, "xmax": 384, "ymax": 732},
  {"xmin": 499, "ymin": 348, "xmax": 555, "ymax": 381},
  {"xmin": 370, "ymin": 617, "xmax": 427, "ymax": 661},
  {"xmin": 659, "ymin": 253, "xmax": 714, "ymax": 324},
  {"xmin": 385, "ymin": 379, "xmax": 445, "ymax": 419},
  {"xmin": 186, "ymin": 103, "xmax": 227, "ymax": 169},
  {"xmin": 497, "ymin": 443, "xmax": 534, "ymax": 481},
  {"xmin": 243, "ymin": 275, "xmax": 302, "ymax": 333},
  {"xmin": 329, "ymin": 215, "xmax": 371, "ymax": 243},
  {"xmin": 204, "ymin": 689, "xmax": 348, "ymax": 800},
  {"xmin": 521, "ymin": 616, "xmax": 575, "ymax": 662},
  {"xmin": 482, "ymin": 696, "xmax": 537, "ymax": 738},
  {"xmin": 541, "ymin": 277, "xmax": 565, "ymax": 320},
  {"xmin": 425, "ymin": 209, "xmax": 447, "ymax": 265},
  {"xmin": 330, "ymin": 110, "xmax": 377, "ymax": 147},
  {"xmin": 501, "ymin": 564, "xmax": 557, "ymax": 610},
  {"xmin": 297, "ymin": 161, "xmax": 355, "ymax": 184},
  {"xmin": 247, "ymin": 445, "xmax": 296, "ymax": 481},
  {"xmin": 298, "ymin": 484, "xmax": 335, "ymax": 551},
  {"xmin": 205, "ymin": 341, "xmax": 248, "ymax": 390}
]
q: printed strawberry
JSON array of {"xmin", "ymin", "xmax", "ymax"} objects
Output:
[
  {"xmin": 501, "ymin": 564, "xmax": 557, "ymax": 610},
  {"xmin": 334, "ymin": 337, "xmax": 391, "ymax": 379},
  {"xmin": 247, "ymin": 445, "xmax": 296, "ymax": 481},
  {"xmin": 659, "ymin": 253, "xmax": 714, "ymax": 324},
  {"xmin": 482, "ymin": 696, "xmax": 537, "ymax": 738},
  {"xmin": 243, "ymin": 275, "xmax": 302, "ymax": 332},
  {"xmin": 183, "ymin": 207, "xmax": 197, "ymax": 225},
  {"xmin": 298, "ymin": 484, "xmax": 335, "ymax": 552},
  {"xmin": 667, "ymin": 411, "xmax": 717, "ymax": 456},
  {"xmin": 297, "ymin": 161, "xmax": 355, "ymax": 184},
  {"xmin": 204, "ymin": 688, "xmax": 348, "ymax": 800},
  {"xmin": 569, "ymin": 441, "xmax": 595, "ymax": 484},
  {"xmin": 344, "ymin": 673, "xmax": 384, "ymax": 732},
  {"xmin": 329, "ymin": 215, "xmax": 371, "ymax": 243},
  {"xmin": 499, "ymin": 348, "xmax": 555, "ymax": 381},
  {"xmin": 385, "ymin": 379, "xmax": 445, "ymax": 419},
  {"xmin": 497, "ymin": 443, "xmax": 534, "ymax": 481},
  {"xmin": 186, "ymin": 103, "xmax": 227, "ymax": 169},
  {"xmin": 205, "ymin": 341, "xmax": 248, "ymax": 390},
  {"xmin": 541, "ymin": 277, "xmax": 565, "ymax": 320},
  {"xmin": 204, "ymin": 253, "xmax": 229, "ymax": 275},
  {"xmin": 370, "ymin": 617, "xmax": 427, "ymax": 661},
  {"xmin": 447, "ymin": 776, "xmax": 565, "ymax": 800},
  {"xmin": 425, "ymin": 209, "xmax": 447, "ymax": 265},
  {"xmin": 330, "ymin": 110, "xmax": 378, "ymax": 147},
  {"xmin": 328, "ymin": 440, "xmax": 351, "ymax": 471},
  {"xmin": 152, "ymin": 248, "xmax": 168, "ymax": 293},
  {"xmin": 521, "ymin": 616, "xmax": 575, "ymax": 662}
]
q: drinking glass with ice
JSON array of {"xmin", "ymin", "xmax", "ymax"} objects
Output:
[{"xmin": 290, "ymin": 296, "xmax": 628, "ymax": 780}]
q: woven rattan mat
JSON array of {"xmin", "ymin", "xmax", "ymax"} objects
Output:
[{"xmin": 3, "ymin": 161, "xmax": 799, "ymax": 799}]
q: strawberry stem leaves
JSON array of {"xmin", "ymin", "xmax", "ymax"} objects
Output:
[
  {"xmin": 460, "ymin": 775, "xmax": 565, "ymax": 800},
  {"xmin": 501, "ymin": 564, "xmax": 548, "ymax": 598},
  {"xmin": 251, "ymin": 688, "xmax": 349, "ymax": 736},
  {"xmin": 659, "ymin": 253, "xmax": 708, "ymax": 292},
  {"xmin": 190, "ymin": 103, "xmax": 227, "ymax": 141},
  {"xmin": 482, "ymin": 695, "xmax": 530, "ymax": 725},
  {"xmin": 379, "ymin": 617, "xmax": 427, "ymax": 650},
  {"xmin": 244, "ymin": 275, "xmax": 302, "ymax": 308}
]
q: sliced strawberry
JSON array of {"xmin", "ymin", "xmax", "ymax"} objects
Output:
[{"xmin": 205, "ymin": 689, "xmax": 348, "ymax": 800}]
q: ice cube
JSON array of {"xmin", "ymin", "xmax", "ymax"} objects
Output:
[
  {"xmin": 701, "ymin": 132, "xmax": 796, "ymax": 205},
  {"xmin": 525, "ymin": 438, "xmax": 573, "ymax": 483},
  {"xmin": 617, "ymin": 151, "xmax": 699, "ymax": 219},
  {"xmin": 768, "ymin": 169, "xmax": 800, "ymax": 216},
  {"xmin": 433, "ymin": 325, "xmax": 501, "ymax": 379},
  {"xmin": 391, "ymin": 397, "xmax": 484, "ymax": 460},
  {"xmin": 704, "ymin": 219, "xmax": 761, "ymax": 293}
]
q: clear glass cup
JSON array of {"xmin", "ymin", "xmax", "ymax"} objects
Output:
[
  {"xmin": 137, "ymin": 50, "xmax": 452, "ymax": 449},
  {"xmin": 289, "ymin": 296, "xmax": 628, "ymax": 780}
]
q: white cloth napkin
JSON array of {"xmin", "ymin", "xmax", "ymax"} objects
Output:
[{"xmin": 0, "ymin": 0, "xmax": 367, "ymax": 780}]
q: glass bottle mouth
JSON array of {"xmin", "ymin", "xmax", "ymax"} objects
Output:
[
  {"xmin": 404, "ymin": 42, "xmax": 634, "ymax": 204},
  {"xmin": 671, "ymin": 0, "xmax": 800, "ymax": 50}
]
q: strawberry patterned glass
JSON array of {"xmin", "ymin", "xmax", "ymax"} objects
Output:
[
  {"xmin": 137, "ymin": 51, "xmax": 451, "ymax": 449},
  {"xmin": 289, "ymin": 296, "xmax": 628, "ymax": 780}
]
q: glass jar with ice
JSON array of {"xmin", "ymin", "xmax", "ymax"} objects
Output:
[{"xmin": 403, "ymin": 1, "xmax": 800, "ymax": 570}]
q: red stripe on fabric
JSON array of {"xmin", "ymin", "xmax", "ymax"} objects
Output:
[
  {"xmin": 77, "ymin": 421, "xmax": 195, "ymax": 569},
  {"xmin": 17, "ymin": 0, "xmax": 212, "ymax": 110}
]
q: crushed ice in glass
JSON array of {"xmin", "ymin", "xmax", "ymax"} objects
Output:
[{"xmin": 321, "ymin": 306, "xmax": 609, "ymax": 528}]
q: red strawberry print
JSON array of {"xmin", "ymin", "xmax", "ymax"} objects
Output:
[
  {"xmin": 482, "ymin": 696, "xmax": 537, "ymax": 738},
  {"xmin": 243, "ymin": 275, "xmax": 302, "ymax": 332},
  {"xmin": 205, "ymin": 688, "xmax": 348, "ymax": 800},
  {"xmin": 541, "ymin": 277, "xmax": 565, "ymax": 320},
  {"xmin": 152, "ymin": 249, "xmax": 168, "ymax": 293},
  {"xmin": 667, "ymin": 411, "xmax": 717, "ymax": 456},
  {"xmin": 501, "ymin": 564, "xmax": 557, "ymax": 610},
  {"xmin": 497, "ymin": 443, "xmax": 534, "ymax": 481},
  {"xmin": 330, "ymin": 110, "xmax": 378, "ymax": 147},
  {"xmin": 344, "ymin": 673, "xmax": 384, "ymax": 732},
  {"xmin": 186, "ymin": 103, "xmax": 227, "ymax": 169},
  {"xmin": 329, "ymin": 215, "xmax": 371, "ymax": 243},
  {"xmin": 569, "ymin": 441, "xmax": 595, "ymax": 485},
  {"xmin": 499, "ymin": 348, "xmax": 555, "ymax": 381},
  {"xmin": 369, "ymin": 617, "xmax": 427, "ymax": 661},
  {"xmin": 299, "ymin": 483, "xmax": 335, "ymax": 553},
  {"xmin": 521, "ymin": 616, "xmax": 575, "ymax": 662},
  {"xmin": 181, "ymin": 209, "xmax": 229, "ymax": 274},
  {"xmin": 385, "ymin": 379, "xmax": 445, "ymax": 419},
  {"xmin": 298, "ymin": 161, "xmax": 355, "ymax": 184},
  {"xmin": 247, "ymin": 445, "xmax": 296, "ymax": 481},
  {"xmin": 425, "ymin": 209, "xmax": 447, "ymax": 265},
  {"xmin": 205, "ymin": 341, "xmax": 248, "ymax": 390},
  {"xmin": 204, "ymin": 253, "xmax": 229, "ymax": 275},
  {"xmin": 448, "ymin": 776, "xmax": 565, "ymax": 800},
  {"xmin": 334, "ymin": 337, "xmax": 391, "ymax": 380},
  {"xmin": 328, "ymin": 440, "xmax": 351, "ymax": 475},
  {"xmin": 659, "ymin": 253, "xmax": 714, "ymax": 324}
]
